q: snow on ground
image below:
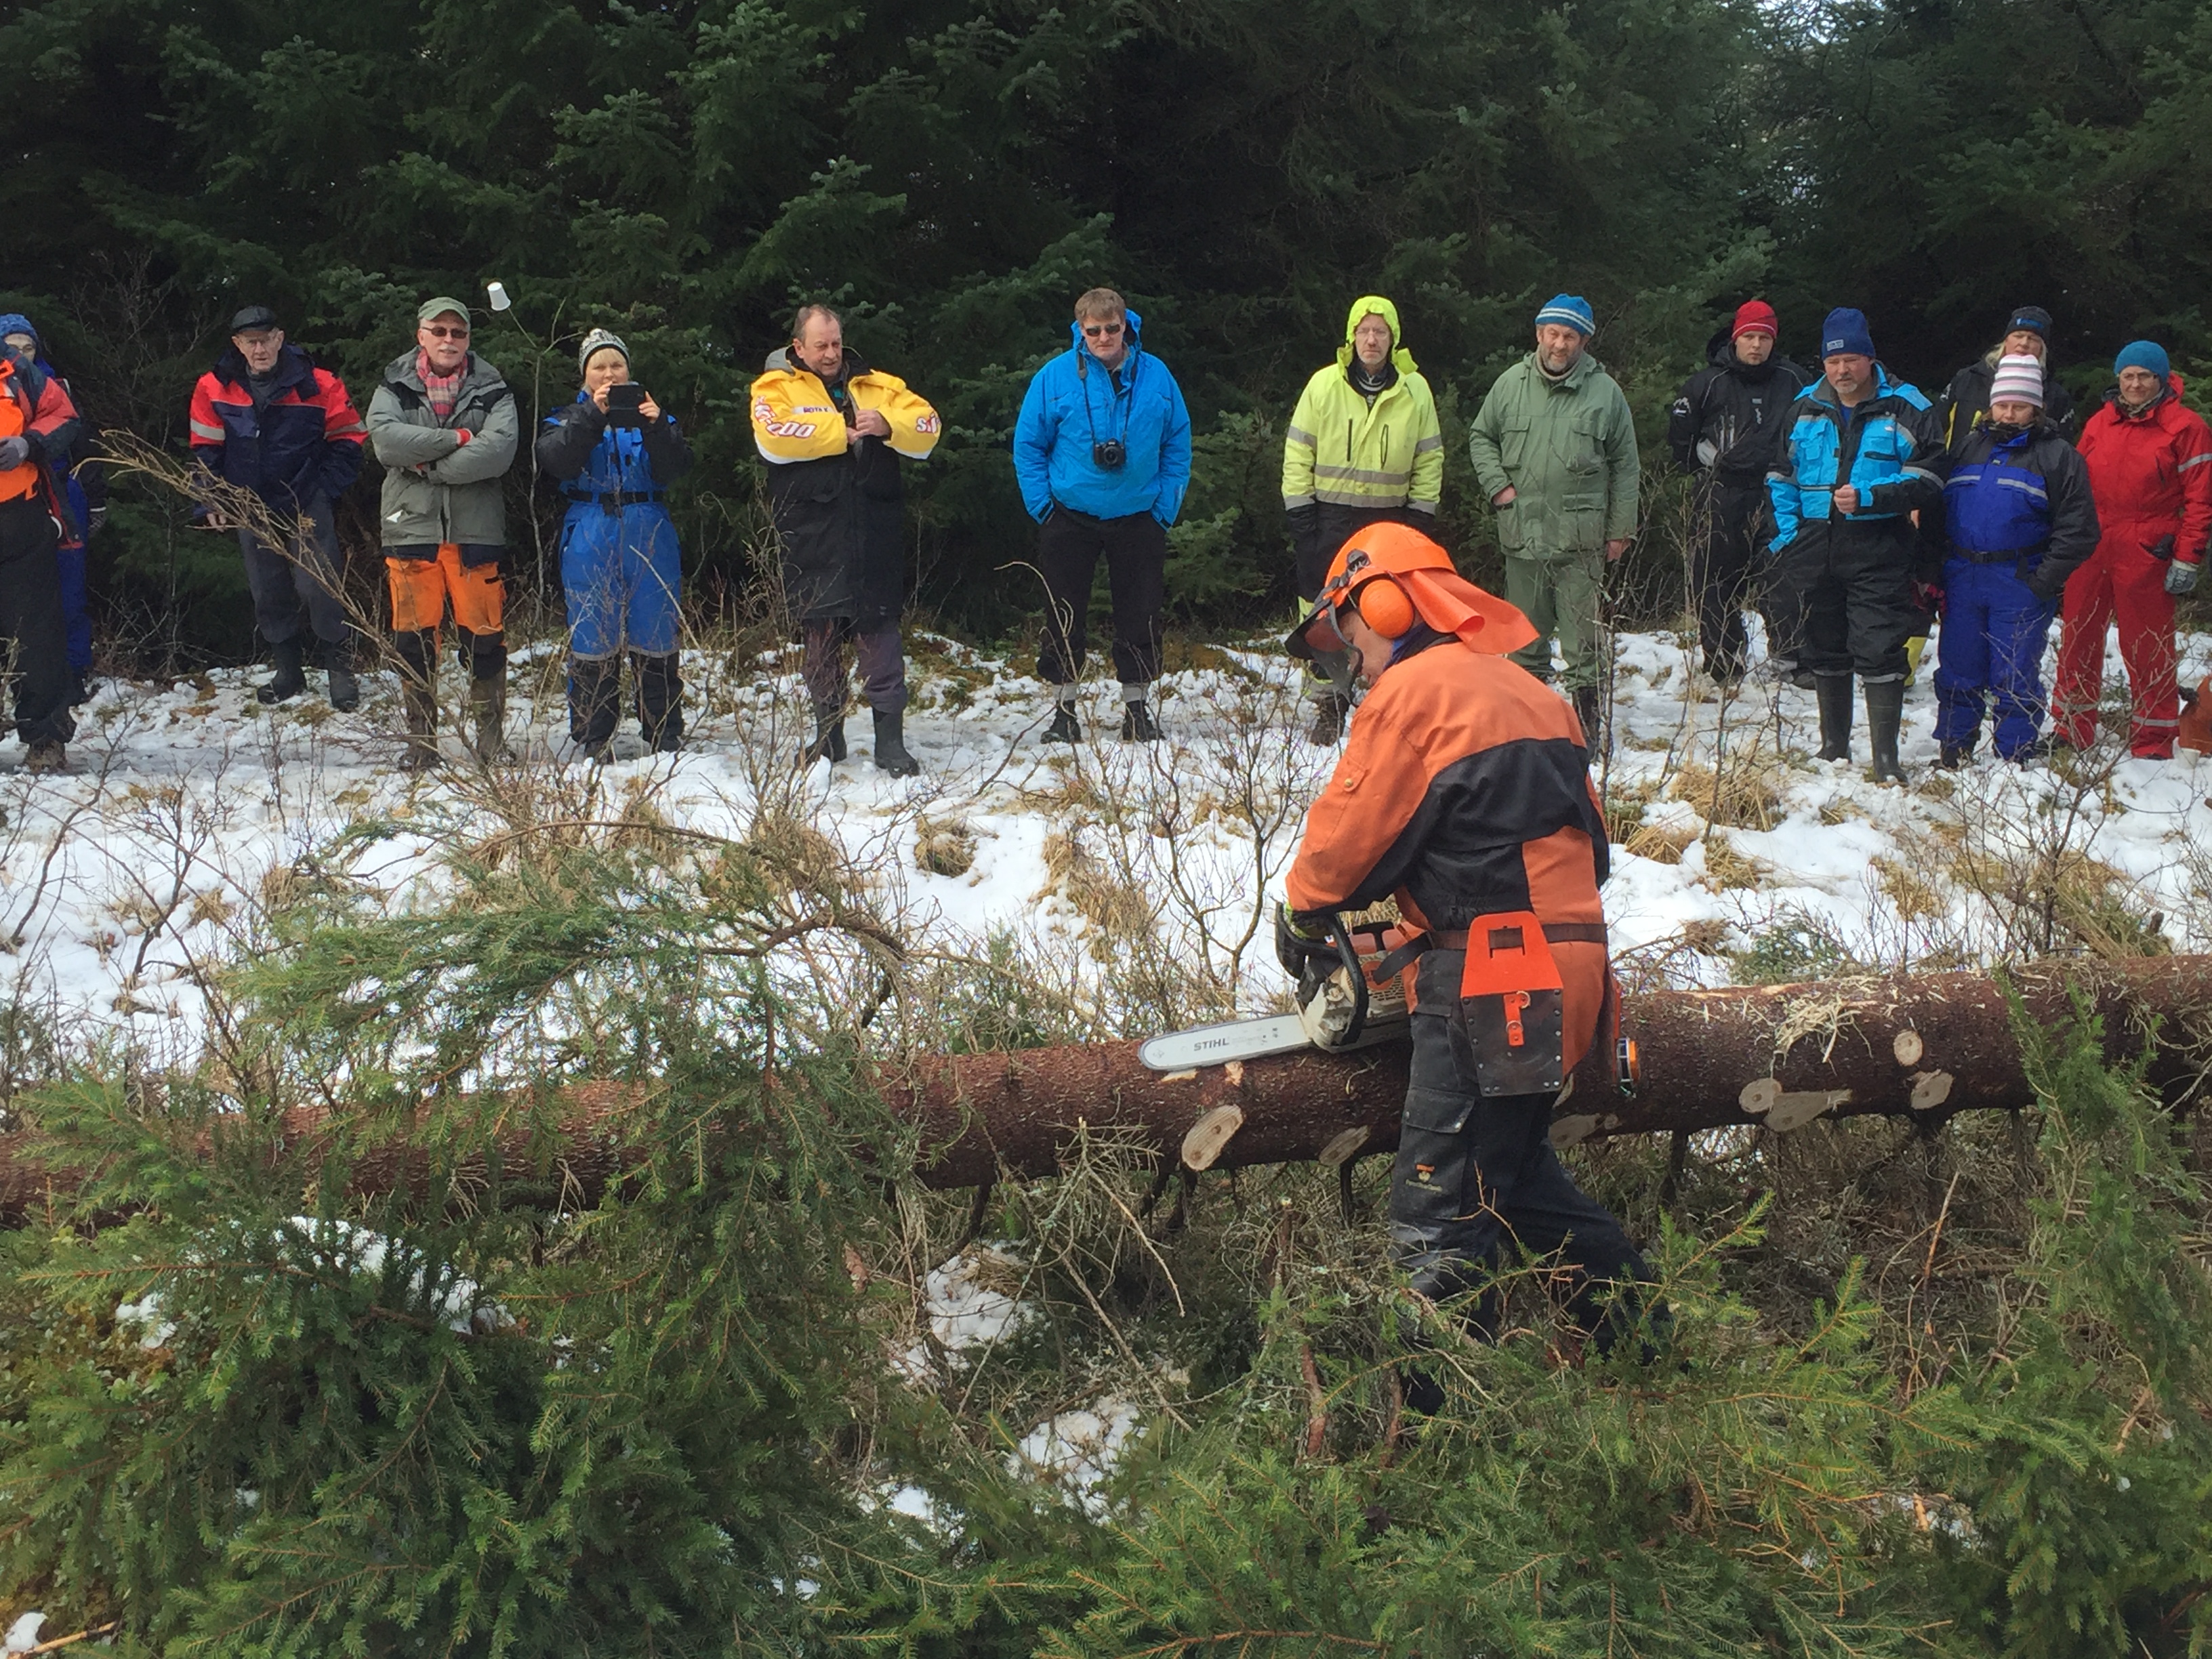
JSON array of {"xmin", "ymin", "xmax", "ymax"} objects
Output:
[{"xmin": 1, "ymin": 618, "xmax": 2207, "ymax": 1056}]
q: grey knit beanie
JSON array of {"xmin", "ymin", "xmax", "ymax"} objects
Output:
[{"xmin": 578, "ymin": 327, "xmax": 630, "ymax": 375}]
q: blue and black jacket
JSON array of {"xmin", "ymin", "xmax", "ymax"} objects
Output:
[
  {"xmin": 1940, "ymin": 419, "xmax": 2099, "ymax": 599},
  {"xmin": 1767, "ymin": 365, "xmax": 1945, "ymax": 550}
]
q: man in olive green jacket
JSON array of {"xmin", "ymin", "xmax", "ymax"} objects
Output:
[
  {"xmin": 1467, "ymin": 293, "xmax": 1640, "ymax": 744},
  {"xmin": 365, "ymin": 296, "xmax": 520, "ymax": 769}
]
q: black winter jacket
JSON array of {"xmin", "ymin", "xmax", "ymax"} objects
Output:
[
  {"xmin": 760, "ymin": 349, "xmax": 912, "ymax": 629},
  {"xmin": 1936, "ymin": 348, "xmax": 2077, "ymax": 453},
  {"xmin": 1668, "ymin": 329, "xmax": 1810, "ymax": 487}
]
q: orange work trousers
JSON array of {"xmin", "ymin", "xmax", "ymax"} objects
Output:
[{"xmin": 386, "ymin": 544, "xmax": 504, "ymax": 636}]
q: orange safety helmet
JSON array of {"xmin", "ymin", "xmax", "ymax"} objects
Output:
[{"xmin": 1286, "ymin": 521, "xmax": 1538, "ymax": 662}]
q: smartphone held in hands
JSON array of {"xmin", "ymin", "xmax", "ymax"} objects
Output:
[{"xmin": 607, "ymin": 382, "xmax": 647, "ymax": 426}]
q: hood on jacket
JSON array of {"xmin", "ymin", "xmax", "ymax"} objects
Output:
[
  {"xmin": 1336, "ymin": 295, "xmax": 1418, "ymax": 376},
  {"xmin": 2108, "ymin": 370, "xmax": 2187, "ymax": 419},
  {"xmin": 1067, "ymin": 308, "xmax": 1145, "ymax": 367}
]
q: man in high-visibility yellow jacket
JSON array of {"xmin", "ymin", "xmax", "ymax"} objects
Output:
[
  {"xmin": 752, "ymin": 305, "xmax": 941, "ymax": 774},
  {"xmin": 1282, "ymin": 295, "xmax": 1443, "ymax": 741}
]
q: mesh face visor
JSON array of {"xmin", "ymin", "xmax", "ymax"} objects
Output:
[{"xmin": 1286, "ymin": 552, "xmax": 1374, "ymax": 661}]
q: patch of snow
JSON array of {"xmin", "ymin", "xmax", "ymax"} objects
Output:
[
  {"xmin": 3, "ymin": 1613, "xmax": 47, "ymax": 1658},
  {"xmin": 1011, "ymin": 1398, "xmax": 1141, "ymax": 1515}
]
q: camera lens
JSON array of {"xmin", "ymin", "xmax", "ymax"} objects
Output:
[{"xmin": 1092, "ymin": 440, "xmax": 1126, "ymax": 470}]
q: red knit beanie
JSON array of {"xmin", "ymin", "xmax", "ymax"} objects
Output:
[{"xmin": 1732, "ymin": 300, "xmax": 1778, "ymax": 341}]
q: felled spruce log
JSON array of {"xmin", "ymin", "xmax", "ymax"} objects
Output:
[{"xmin": 1, "ymin": 957, "xmax": 2204, "ymax": 1224}]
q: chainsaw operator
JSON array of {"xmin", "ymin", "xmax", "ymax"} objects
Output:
[{"xmin": 1280, "ymin": 522, "xmax": 1656, "ymax": 1363}]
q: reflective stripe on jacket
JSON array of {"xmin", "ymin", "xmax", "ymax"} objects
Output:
[
  {"xmin": 1765, "ymin": 366, "xmax": 1944, "ymax": 550},
  {"xmin": 187, "ymin": 344, "xmax": 365, "ymax": 508},
  {"xmin": 1466, "ymin": 352, "xmax": 1640, "ymax": 558},
  {"xmin": 1285, "ymin": 630, "xmax": 1610, "ymax": 1073},
  {"xmin": 2076, "ymin": 375, "xmax": 2212, "ymax": 562}
]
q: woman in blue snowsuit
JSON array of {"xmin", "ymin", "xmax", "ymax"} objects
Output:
[{"xmin": 536, "ymin": 329, "xmax": 692, "ymax": 758}]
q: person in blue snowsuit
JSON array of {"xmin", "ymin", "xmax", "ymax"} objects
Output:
[
  {"xmin": 535, "ymin": 329, "xmax": 693, "ymax": 758},
  {"xmin": 1932, "ymin": 354, "xmax": 2098, "ymax": 767},
  {"xmin": 1011, "ymin": 287, "xmax": 1191, "ymax": 743},
  {"xmin": 0, "ymin": 314, "xmax": 105, "ymax": 705}
]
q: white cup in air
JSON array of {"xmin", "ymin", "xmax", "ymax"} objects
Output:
[{"xmin": 486, "ymin": 281, "xmax": 512, "ymax": 312}]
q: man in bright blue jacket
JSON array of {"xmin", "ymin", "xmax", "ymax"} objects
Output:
[
  {"xmin": 1012, "ymin": 287, "xmax": 1191, "ymax": 742},
  {"xmin": 1765, "ymin": 308, "xmax": 1945, "ymax": 783}
]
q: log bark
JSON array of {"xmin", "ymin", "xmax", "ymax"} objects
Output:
[{"xmin": 3, "ymin": 956, "xmax": 2205, "ymax": 1224}]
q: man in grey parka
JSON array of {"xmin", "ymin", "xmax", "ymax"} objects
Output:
[{"xmin": 365, "ymin": 296, "xmax": 520, "ymax": 769}]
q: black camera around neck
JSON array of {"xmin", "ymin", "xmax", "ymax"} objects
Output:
[{"xmin": 1092, "ymin": 438, "xmax": 1126, "ymax": 470}]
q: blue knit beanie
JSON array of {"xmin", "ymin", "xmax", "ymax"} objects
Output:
[
  {"xmin": 2114, "ymin": 340, "xmax": 2170, "ymax": 381},
  {"xmin": 1535, "ymin": 293, "xmax": 1595, "ymax": 336},
  {"xmin": 1820, "ymin": 308, "xmax": 1875, "ymax": 359}
]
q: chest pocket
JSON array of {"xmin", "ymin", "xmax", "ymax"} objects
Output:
[
  {"xmin": 1564, "ymin": 407, "xmax": 1608, "ymax": 476},
  {"xmin": 1498, "ymin": 416, "xmax": 1532, "ymax": 471}
]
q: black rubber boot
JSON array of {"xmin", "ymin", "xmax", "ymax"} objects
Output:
[
  {"xmin": 1937, "ymin": 740, "xmax": 1973, "ymax": 770},
  {"xmin": 1572, "ymin": 685, "xmax": 1604, "ymax": 757},
  {"xmin": 257, "ymin": 636, "xmax": 306, "ymax": 705},
  {"xmin": 1306, "ymin": 692, "xmax": 1349, "ymax": 745},
  {"xmin": 804, "ymin": 704, "xmax": 846, "ymax": 764},
  {"xmin": 1044, "ymin": 703, "xmax": 1082, "ymax": 743},
  {"xmin": 1865, "ymin": 678, "xmax": 1906, "ymax": 784},
  {"xmin": 634, "ymin": 651, "xmax": 684, "ymax": 754},
  {"xmin": 1121, "ymin": 699, "xmax": 1162, "ymax": 742},
  {"xmin": 399, "ymin": 681, "xmax": 438, "ymax": 772},
  {"xmin": 325, "ymin": 642, "xmax": 360, "ymax": 713},
  {"xmin": 567, "ymin": 655, "xmax": 621, "ymax": 762},
  {"xmin": 469, "ymin": 670, "xmax": 514, "ymax": 764},
  {"xmin": 872, "ymin": 710, "xmax": 920, "ymax": 776},
  {"xmin": 1815, "ymin": 673, "xmax": 1854, "ymax": 762}
]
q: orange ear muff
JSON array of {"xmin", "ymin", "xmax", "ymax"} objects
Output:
[{"xmin": 1353, "ymin": 576, "xmax": 1414, "ymax": 638}]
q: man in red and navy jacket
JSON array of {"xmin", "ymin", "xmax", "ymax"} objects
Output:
[{"xmin": 188, "ymin": 304, "xmax": 367, "ymax": 710}]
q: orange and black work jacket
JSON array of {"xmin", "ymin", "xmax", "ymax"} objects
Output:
[
  {"xmin": 0, "ymin": 355, "xmax": 82, "ymax": 515},
  {"xmin": 1285, "ymin": 630, "xmax": 1611, "ymax": 1072}
]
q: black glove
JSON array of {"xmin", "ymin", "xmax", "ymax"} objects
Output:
[
  {"xmin": 1275, "ymin": 903, "xmax": 1336, "ymax": 977},
  {"xmin": 86, "ymin": 506, "xmax": 106, "ymax": 534},
  {"xmin": 2167, "ymin": 560, "xmax": 2200, "ymax": 598}
]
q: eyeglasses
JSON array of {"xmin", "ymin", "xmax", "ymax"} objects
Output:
[
  {"xmin": 422, "ymin": 325, "xmax": 470, "ymax": 340},
  {"xmin": 1081, "ymin": 321, "xmax": 1125, "ymax": 338}
]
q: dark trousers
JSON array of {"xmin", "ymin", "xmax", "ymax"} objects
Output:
[
  {"xmin": 56, "ymin": 539, "xmax": 91, "ymax": 675},
  {"xmin": 1689, "ymin": 478, "xmax": 1775, "ymax": 679},
  {"xmin": 0, "ymin": 500, "xmax": 78, "ymax": 745},
  {"xmin": 1771, "ymin": 520, "xmax": 1919, "ymax": 682},
  {"xmin": 1036, "ymin": 507, "xmax": 1165, "ymax": 688},
  {"xmin": 1391, "ymin": 987, "xmax": 1652, "ymax": 1347},
  {"xmin": 569, "ymin": 652, "xmax": 682, "ymax": 749},
  {"xmin": 800, "ymin": 617, "xmax": 907, "ymax": 716},
  {"xmin": 238, "ymin": 493, "xmax": 348, "ymax": 649}
]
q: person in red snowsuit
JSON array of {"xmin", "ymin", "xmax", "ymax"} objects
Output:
[{"xmin": 2051, "ymin": 341, "xmax": 2212, "ymax": 758}]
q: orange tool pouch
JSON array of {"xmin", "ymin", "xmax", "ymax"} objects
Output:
[{"xmin": 1450, "ymin": 911, "xmax": 1566, "ymax": 1098}]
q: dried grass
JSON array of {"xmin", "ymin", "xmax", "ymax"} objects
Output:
[
  {"xmin": 915, "ymin": 817, "xmax": 979, "ymax": 879},
  {"xmin": 1668, "ymin": 755, "xmax": 1784, "ymax": 831},
  {"xmin": 1700, "ymin": 832, "xmax": 1771, "ymax": 890}
]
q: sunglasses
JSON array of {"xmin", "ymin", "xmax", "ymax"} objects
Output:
[
  {"xmin": 422, "ymin": 325, "xmax": 471, "ymax": 340},
  {"xmin": 1081, "ymin": 321, "xmax": 1125, "ymax": 338}
]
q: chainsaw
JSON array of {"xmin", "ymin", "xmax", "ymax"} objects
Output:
[
  {"xmin": 1138, "ymin": 903, "xmax": 1642, "ymax": 1098},
  {"xmin": 1137, "ymin": 907, "xmax": 1414, "ymax": 1072}
]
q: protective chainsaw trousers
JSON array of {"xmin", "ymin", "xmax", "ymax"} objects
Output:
[{"xmin": 1389, "ymin": 970, "xmax": 1652, "ymax": 1350}]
